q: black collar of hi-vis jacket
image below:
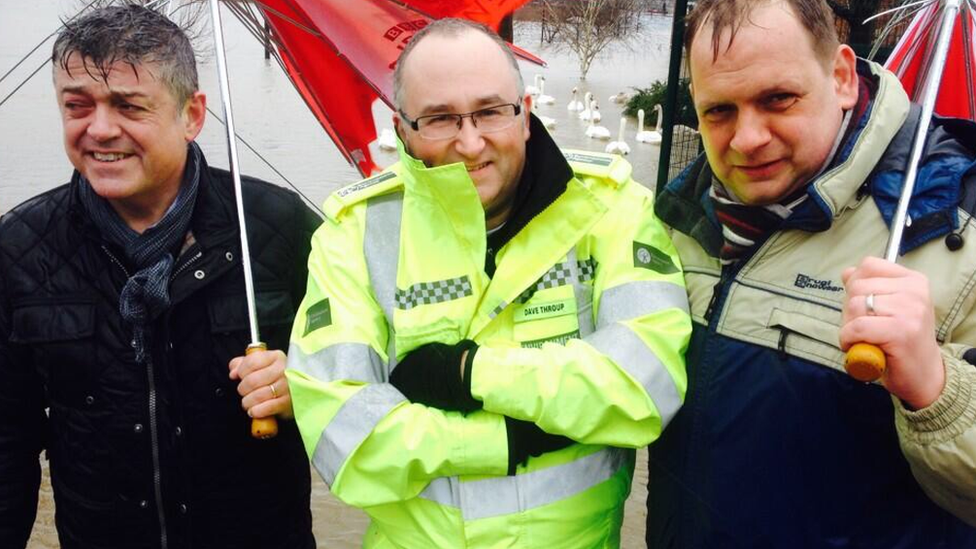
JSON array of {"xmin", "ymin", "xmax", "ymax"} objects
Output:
[{"xmin": 485, "ymin": 113, "xmax": 574, "ymax": 277}]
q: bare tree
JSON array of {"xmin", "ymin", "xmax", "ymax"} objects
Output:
[{"xmin": 541, "ymin": 0, "xmax": 645, "ymax": 79}]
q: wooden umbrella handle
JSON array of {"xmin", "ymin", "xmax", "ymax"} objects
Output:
[
  {"xmin": 844, "ymin": 343, "xmax": 887, "ymax": 382},
  {"xmin": 246, "ymin": 343, "xmax": 279, "ymax": 439}
]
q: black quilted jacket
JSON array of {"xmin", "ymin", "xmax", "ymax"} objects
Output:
[{"xmin": 0, "ymin": 153, "xmax": 321, "ymax": 549}]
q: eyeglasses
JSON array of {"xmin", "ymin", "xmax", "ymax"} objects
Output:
[{"xmin": 399, "ymin": 101, "xmax": 522, "ymax": 140}]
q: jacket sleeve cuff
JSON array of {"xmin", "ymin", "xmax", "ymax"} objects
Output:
[
  {"xmin": 894, "ymin": 352, "xmax": 976, "ymax": 444},
  {"xmin": 454, "ymin": 410, "xmax": 509, "ymax": 476},
  {"xmin": 468, "ymin": 345, "xmax": 513, "ymax": 405},
  {"xmin": 462, "ymin": 341, "xmax": 478, "ymax": 399}
]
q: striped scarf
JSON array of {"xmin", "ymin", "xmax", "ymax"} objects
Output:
[
  {"xmin": 708, "ymin": 182, "xmax": 807, "ymax": 265},
  {"xmin": 710, "ymin": 183, "xmax": 807, "ymax": 263},
  {"xmin": 80, "ymin": 143, "xmax": 202, "ymax": 362}
]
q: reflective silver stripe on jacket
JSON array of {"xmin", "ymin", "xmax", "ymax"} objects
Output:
[
  {"xmin": 288, "ymin": 342, "xmax": 386, "ymax": 383},
  {"xmin": 365, "ymin": 192, "xmax": 403, "ymax": 368},
  {"xmin": 582, "ymin": 280, "xmax": 687, "ymax": 424},
  {"xmin": 584, "ymin": 323, "xmax": 682, "ymax": 426},
  {"xmin": 596, "ymin": 281, "xmax": 689, "ymax": 327},
  {"xmin": 566, "ymin": 247, "xmax": 595, "ymax": 337},
  {"xmin": 312, "ymin": 383, "xmax": 406, "ymax": 486},
  {"xmin": 419, "ymin": 447, "xmax": 630, "ymax": 520}
]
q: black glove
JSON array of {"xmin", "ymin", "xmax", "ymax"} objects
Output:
[
  {"xmin": 389, "ymin": 340, "xmax": 482, "ymax": 412},
  {"xmin": 505, "ymin": 416, "xmax": 574, "ymax": 475}
]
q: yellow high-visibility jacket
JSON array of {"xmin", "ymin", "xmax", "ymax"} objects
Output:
[{"xmin": 287, "ymin": 141, "xmax": 691, "ymax": 548}]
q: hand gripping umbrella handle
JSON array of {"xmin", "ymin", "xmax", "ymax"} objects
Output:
[
  {"xmin": 845, "ymin": 343, "xmax": 887, "ymax": 382},
  {"xmin": 247, "ymin": 342, "xmax": 279, "ymax": 439},
  {"xmin": 842, "ymin": 0, "xmax": 961, "ymax": 383}
]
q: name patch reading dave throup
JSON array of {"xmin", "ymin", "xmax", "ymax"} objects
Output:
[{"xmin": 514, "ymin": 298, "xmax": 577, "ymax": 323}]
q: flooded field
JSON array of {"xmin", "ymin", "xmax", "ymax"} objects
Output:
[{"xmin": 0, "ymin": 4, "xmax": 673, "ymax": 211}]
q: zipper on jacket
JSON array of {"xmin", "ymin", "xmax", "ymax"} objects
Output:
[
  {"xmin": 704, "ymin": 251, "xmax": 757, "ymax": 326},
  {"xmin": 704, "ymin": 279, "xmax": 722, "ymax": 322},
  {"xmin": 170, "ymin": 249, "xmax": 203, "ymax": 281},
  {"xmin": 146, "ymin": 354, "xmax": 169, "ymax": 549},
  {"xmin": 102, "ymin": 244, "xmax": 169, "ymax": 548},
  {"xmin": 101, "ymin": 245, "xmax": 131, "ymax": 278},
  {"xmin": 704, "ymin": 267, "xmax": 732, "ymax": 323}
]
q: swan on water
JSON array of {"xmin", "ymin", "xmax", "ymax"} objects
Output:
[
  {"xmin": 605, "ymin": 117, "xmax": 630, "ymax": 155},
  {"xmin": 635, "ymin": 105, "xmax": 663, "ymax": 144},
  {"xmin": 567, "ymin": 87, "xmax": 584, "ymax": 111},
  {"xmin": 585, "ymin": 102, "xmax": 610, "ymax": 140},
  {"xmin": 578, "ymin": 92, "xmax": 594, "ymax": 121},
  {"xmin": 536, "ymin": 76, "xmax": 555, "ymax": 105},
  {"xmin": 609, "ymin": 91, "xmax": 632, "ymax": 104}
]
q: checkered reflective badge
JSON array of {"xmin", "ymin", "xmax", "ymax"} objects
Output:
[
  {"xmin": 517, "ymin": 258, "xmax": 598, "ymax": 304},
  {"xmin": 578, "ymin": 258, "xmax": 597, "ymax": 282},
  {"xmin": 395, "ymin": 276, "xmax": 473, "ymax": 310}
]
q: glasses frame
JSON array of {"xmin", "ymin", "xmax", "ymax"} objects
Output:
[{"xmin": 399, "ymin": 100, "xmax": 523, "ymax": 140}]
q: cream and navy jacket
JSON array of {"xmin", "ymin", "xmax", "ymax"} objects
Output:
[{"xmin": 646, "ymin": 59, "xmax": 976, "ymax": 548}]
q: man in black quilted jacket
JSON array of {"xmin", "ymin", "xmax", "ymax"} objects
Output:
[{"xmin": 0, "ymin": 4, "xmax": 320, "ymax": 548}]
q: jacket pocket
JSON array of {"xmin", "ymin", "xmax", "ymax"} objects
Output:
[
  {"xmin": 207, "ymin": 288, "xmax": 296, "ymax": 333},
  {"xmin": 10, "ymin": 298, "xmax": 95, "ymax": 344},
  {"xmin": 10, "ymin": 299, "xmax": 99, "ymax": 406},
  {"xmin": 766, "ymin": 307, "xmax": 845, "ymax": 370},
  {"xmin": 204, "ymin": 289, "xmax": 297, "ymax": 408}
]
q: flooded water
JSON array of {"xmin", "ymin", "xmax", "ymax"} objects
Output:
[
  {"xmin": 3, "ymin": 3, "xmax": 672, "ymax": 548},
  {"xmin": 0, "ymin": 3, "xmax": 672, "ymax": 212}
]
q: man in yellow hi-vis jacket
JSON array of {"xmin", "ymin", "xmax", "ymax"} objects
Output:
[{"xmin": 286, "ymin": 18, "xmax": 691, "ymax": 548}]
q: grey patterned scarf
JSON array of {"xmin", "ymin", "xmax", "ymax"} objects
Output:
[{"xmin": 79, "ymin": 143, "xmax": 202, "ymax": 362}]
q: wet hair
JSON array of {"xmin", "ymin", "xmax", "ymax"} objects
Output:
[
  {"xmin": 392, "ymin": 18, "xmax": 524, "ymax": 111},
  {"xmin": 52, "ymin": 3, "xmax": 198, "ymax": 106},
  {"xmin": 684, "ymin": 0, "xmax": 839, "ymax": 68}
]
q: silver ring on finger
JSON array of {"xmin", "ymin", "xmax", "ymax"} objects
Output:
[
  {"xmin": 866, "ymin": 293, "xmax": 877, "ymax": 316},
  {"xmin": 268, "ymin": 382, "xmax": 278, "ymax": 399}
]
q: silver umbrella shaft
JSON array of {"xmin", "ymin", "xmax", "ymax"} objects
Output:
[
  {"xmin": 885, "ymin": 0, "xmax": 961, "ymax": 262},
  {"xmin": 208, "ymin": 0, "xmax": 261, "ymax": 345}
]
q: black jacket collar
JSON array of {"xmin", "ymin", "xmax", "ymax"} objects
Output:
[{"xmin": 485, "ymin": 113, "xmax": 574, "ymax": 276}]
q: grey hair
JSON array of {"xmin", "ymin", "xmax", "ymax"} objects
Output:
[
  {"xmin": 392, "ymin": 18, "xmax": 525, "ymax": 111},
  {"xmin": 52, "ymin": 3, "xmax": 198, "ymax": 106}
]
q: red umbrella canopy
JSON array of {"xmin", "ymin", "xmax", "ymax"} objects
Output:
[
  {"xmin": 885, "ymin": 0, "xmax": 976, "ymax": 122},
  {"xmin": 257, "ymin": 0, "xmax": 541, "ymax": 176}
]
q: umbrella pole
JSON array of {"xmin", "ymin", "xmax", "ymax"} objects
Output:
[
  {"xmin": 207, "ymin": 0, "xmax": 278, "ymax": 438},
  {"xmin": 845, "ymin": 0, "xmax": 962, "ymax": 382}
]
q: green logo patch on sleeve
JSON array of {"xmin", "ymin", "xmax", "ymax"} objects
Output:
[
  {"xmin": 303, "ymin": 298, "xmax": 332, "ymax": 336},
  {"xmin": 633, "ymin": 241, "xmax": 678, "ymax": 274}
]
